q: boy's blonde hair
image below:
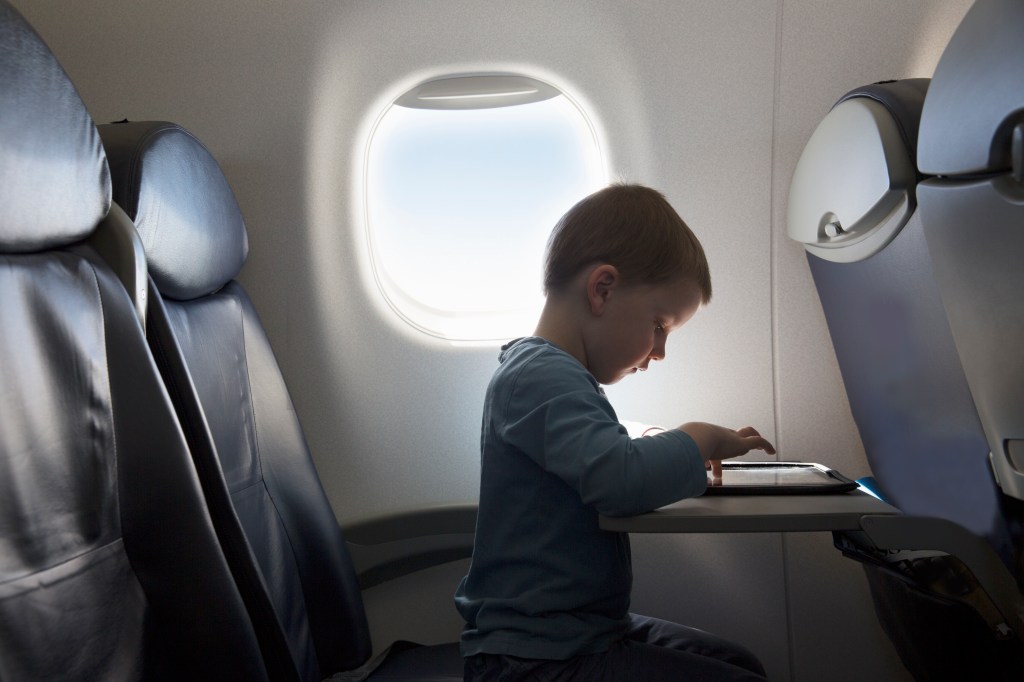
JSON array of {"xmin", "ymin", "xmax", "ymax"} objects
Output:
[{"xmin": 543, "ymin": 184, "xmax": 712, "ymax": 303}]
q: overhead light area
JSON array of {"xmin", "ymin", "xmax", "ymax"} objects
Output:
[{"xmin": 395, "ymin": 74, "xmax": 560, "ymax": 110}]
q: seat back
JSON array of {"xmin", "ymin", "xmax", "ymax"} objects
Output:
[
  {"xmin": 98, "ymin": 120, "xmax": 373, "ymax": 680},
  {"xmin": 916, "ymin": 0, "xmax": 1024, "ymax": 514},
  {"xmin": 788, "ymin": 77, "xmax": 1024, "ymax": 679},
  {"xmin": 0, "ymin": 3, "xmax": 269, "ymax": 679},
  {"xmin": 788, "ymin": 78, "xmax": 1015, "ymax": 559}
]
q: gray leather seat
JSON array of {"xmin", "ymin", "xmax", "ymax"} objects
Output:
[
  {"xmin": 0, "ymin": 2, "xmax": 270, "ymax": 679},
  {"xmin": 98, "ymin": 120, "xmax": 465, "ymax": 681}
]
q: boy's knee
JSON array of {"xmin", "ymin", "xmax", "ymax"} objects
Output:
[{"xmin": 627, "ymin": 613, "xmax": 767, "ymax": 677}]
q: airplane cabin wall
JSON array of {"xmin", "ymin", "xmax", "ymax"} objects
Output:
[{"xmin": 16, "ymin": 1, "xmax": 973, "ymax": 679}]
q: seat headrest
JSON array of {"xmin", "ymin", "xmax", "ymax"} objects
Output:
[
  {"xmin": 787, "ymin": 78, "xmax": 929, "ymax": 263},
  {"xmin": 0, "ymin": 1, "xmax": 110, "ymax": 253},
  {"xmin": 98, "ymin": 121, "xmax": 248, "ymax": 301},
  {"xmin": 918, "ymin": 0, "xmax": 1024, "ymax": 177}
]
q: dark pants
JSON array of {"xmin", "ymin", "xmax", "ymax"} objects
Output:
[{"xmin": 464, "ymin": 614, "xmax": 768, "ymax": 681}]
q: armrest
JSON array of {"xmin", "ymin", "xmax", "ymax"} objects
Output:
[
  {"xmin": 841, "ymin": 514, "xmax": 1024, "ymax": 642},
  {"xmin": 343, "ymin": 503, "xmax": 477, "ymax": 589}
]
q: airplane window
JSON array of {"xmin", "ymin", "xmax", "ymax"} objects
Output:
[{"xmin": 365, "ymin": 74, "xmax": 606, "ymax": 342}]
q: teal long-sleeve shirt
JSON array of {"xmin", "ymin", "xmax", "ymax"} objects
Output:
[{"xmin": 455, "ymin": 337, "xmax": 707, "ymax": 660}]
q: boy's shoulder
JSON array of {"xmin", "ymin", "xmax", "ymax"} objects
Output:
[
  {"xmin": 494, "ymin": 336, "xmax": 598, "ymax": 397},
  {"xmin": 498, "ymin": 336, "xmax": 584, "ymax": 372}
]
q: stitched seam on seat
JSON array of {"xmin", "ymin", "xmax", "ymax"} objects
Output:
[
  {"xmin": 0, "ymin": 538, "xmax": 125, "ymax": 597},
  {"xmin": 232, "ymin": 287, "xmax": 320, "ymax": 678},
  {"xmin": 230, "ymin": 294, "xmax": 300, "ymax": 577},
  {"xmin": 84, "ymin": 256, "xmax": 121, "ymax": 559},
  {"xmin": 232, "ymin": 290, "xmax": 266, "ymax": 487},
  {"xmin": 229, "ymin": 479, "xmax": 266, "ymax": 498},
  {"xmin": 84, "ymin": 258, "xmax": 116, "ymax": 488}
]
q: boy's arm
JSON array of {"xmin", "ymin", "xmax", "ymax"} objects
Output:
[
  {"xmin": 507, "ymin": 389, "xmax": 708, "ymax": 516},
  {"xmin": 501, "ymin": 350, "xmax": 765, "ymax": 516},
  {"xmin": 677, "ymin": 422, "xmax": 776, "ymax": 478}
]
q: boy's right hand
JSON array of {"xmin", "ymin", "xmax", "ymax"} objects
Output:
[{"xmin": 678, "ymin": 422, "xmax": 776, "ymax": 479}]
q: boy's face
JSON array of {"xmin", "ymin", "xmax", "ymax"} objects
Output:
[{"xmin": 585, "ymin": 276, "xmax": 702, "ymax": 385}]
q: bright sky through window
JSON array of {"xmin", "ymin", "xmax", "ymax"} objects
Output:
[{"xmin": 366, "ymin": 84, "xmax": 605, "ymax": 341}]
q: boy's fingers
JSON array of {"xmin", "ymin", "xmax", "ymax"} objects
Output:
[
  {"xmin": 741, "ymin": 435, "xmax": 776, "ymax": 455},
  {"xmin": 737, "ymin": 427, "xmax": 776, "ymax": 456}
]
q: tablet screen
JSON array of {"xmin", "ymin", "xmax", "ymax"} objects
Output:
[{"xmin": 704, "ymin": 462, "xmax": 858, "ymax": 495}]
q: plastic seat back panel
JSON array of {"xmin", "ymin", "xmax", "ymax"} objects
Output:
[{"xmin": 808, "ymin": 216, "xmax": 1016, "ymax": 566}]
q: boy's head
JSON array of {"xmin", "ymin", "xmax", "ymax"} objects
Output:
[{"xmin": 543, "ymin": 183, "xmax": 712, "ymax": 303}]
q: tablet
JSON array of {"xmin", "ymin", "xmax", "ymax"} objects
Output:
[{"xmin": 703, "ymin": 461, "xmax": 858, "ymax": 495}]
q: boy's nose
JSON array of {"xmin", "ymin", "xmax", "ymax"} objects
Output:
[{"xmin": 651, "ymin": 338, "xmax": 667, "ymax": 361}]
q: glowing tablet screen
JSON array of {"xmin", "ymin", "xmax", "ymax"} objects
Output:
[{"xmin": 704, "ymin": 462, "xmax": 858, "ymax": 495}]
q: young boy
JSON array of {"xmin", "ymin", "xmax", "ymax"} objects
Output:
[{"xmin": 455, "ymin": 184, "xmax": 775, "ymax": 681}]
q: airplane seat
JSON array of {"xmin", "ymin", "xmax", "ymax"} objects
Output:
[
  {"xmin": 915, "ymin": 0, "xmax": 1024, "ymax": 554},
  {"xmin": 0, "ymin": 2, "xmax": 273, "ymax": 679},
  {"xmin": 788, "ymin": 76, "xmax": 1024, "ymax": 679},
  {"xmin": 97, "ymin": 119, "xmax": 467, "ymax": 680}
]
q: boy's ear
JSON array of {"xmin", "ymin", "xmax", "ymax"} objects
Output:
[{"xmin": 586, "ymin": 264, "xmax": 619, "ymax": 315}]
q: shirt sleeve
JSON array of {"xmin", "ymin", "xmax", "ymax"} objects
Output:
[
  {"xmin": 499, "ymin": 351, "xmax": 707, "ymax": 517},
  {"xmin": 620, "ymin": 420, "xmax": 667, "ymax": 438}
]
